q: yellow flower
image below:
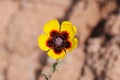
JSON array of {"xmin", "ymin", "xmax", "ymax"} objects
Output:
[{"xmin": 38, "ymin": 20, "xmax": 78, "ymax": 59}]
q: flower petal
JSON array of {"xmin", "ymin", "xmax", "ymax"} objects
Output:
[
  {"xmin": 65, "ymin": 37, "xmax": 78, "ymax": 52},
  {"xmin": 47, "ymin": 49, "xmax": 66, "ymax": 59},
  {"xmin": 60, "ymin": 21, "xmax": 75, "ymax": 38},
  {"xmin": 73, "ymin": 25, "xmax": 76, "ymax": 34},
  {"xmin": 44, "ymin": 20, "xmax": 60, "ymax": 35},
  {"xmin": 38, "ymin": 34, "xmax": 50, "ymax": 51}
]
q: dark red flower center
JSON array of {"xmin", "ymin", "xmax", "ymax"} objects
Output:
[{"xmin": 46, "ymin": 30, "xmax": 71, "ymax": 54}]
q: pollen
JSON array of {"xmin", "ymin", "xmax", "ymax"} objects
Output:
[{"xmin": 55, "ymin": 37, "xmax": 63, "ymax": 46}]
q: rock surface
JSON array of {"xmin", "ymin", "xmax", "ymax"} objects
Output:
[{"xmin": 0, "ymin": 0, "xmax": 120, "ymax": 80}]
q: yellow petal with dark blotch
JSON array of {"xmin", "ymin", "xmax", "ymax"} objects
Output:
[
  {"xmin": 44, "ymin": 20, "xmax": 60, "ymax": 35},
  {"xmin": 38, "ymin": 34, "xmax": 50, "ymax": 51},
  {"xmin": 47, "ymin": 49, "xmax": 66, "ymax": 59},
  {"xmin": 61, "ymin": 21, "xmax": 75, "ymax": 39}
]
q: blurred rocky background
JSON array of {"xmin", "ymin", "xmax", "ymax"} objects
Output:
[{"xmin": 0, "ymin": 0, "xmax": 120, "ymax": 80}]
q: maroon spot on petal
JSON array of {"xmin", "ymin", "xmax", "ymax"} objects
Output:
[
  {"xmin": 53, "ymin": 48, "xmax": 62, "ymax": 54},
  {"xmin": 50, "ymin": 30, "xmax": 59, "ymax": 37},
  {"xmin": 60, "ymin": 31, "xmax": 69, "ymax": 40},
  {"xmin": 64, "ymin": 41, "xmax": 71, "ymax": 49},
  {"xmin": 46, "ymin": 39, "xmax": 53, "ymax": 48}
]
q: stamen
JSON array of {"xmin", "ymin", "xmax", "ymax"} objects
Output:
[{"xmin": 55, "ymin": 37, "xmax": 63, "ymax": 46}]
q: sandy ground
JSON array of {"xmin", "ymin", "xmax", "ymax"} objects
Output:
[{"xmin": 0, "ymin": 0, "xmax": 120, "ymax": 80}]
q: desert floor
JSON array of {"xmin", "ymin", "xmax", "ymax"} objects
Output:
[{"xmin": 0, "ymin": 0, "xmax": 120, "ymax": 80}]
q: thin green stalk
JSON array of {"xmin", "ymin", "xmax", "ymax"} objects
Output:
[
  {"xmin": 52, "ymin": 59, "xmax": 62, "ymax": 73},
  {"xmin": 42, "ymin": 59, "xmax": 62, "ymax": 80}
]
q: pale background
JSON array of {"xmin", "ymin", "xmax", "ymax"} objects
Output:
[{"xmin": 0, "ymin": 0, "xmax": 120, "ymax": 80}]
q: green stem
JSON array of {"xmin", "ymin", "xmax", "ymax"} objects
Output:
[
  {"xmin": 41, "ymin": 59, "xmax": 62, "ymax": 80},
  {"xmin": 52, "ymin": 59, "xmax": 61, "ymax": 73}
]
